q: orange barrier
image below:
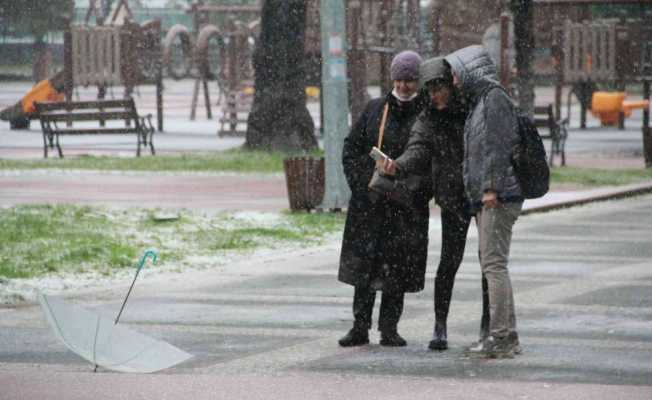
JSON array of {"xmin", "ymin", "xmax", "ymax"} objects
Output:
[
  {"xmin": 591, "ymin": 92, "xmax": 650, "ymax": 126},
  {"xmin": 591, "ymin": 92, "xmax": 625, "ymax": 126}
]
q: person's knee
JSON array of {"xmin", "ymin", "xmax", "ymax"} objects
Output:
[{"xmin": 481, "ymin": 256, "xmax": 509, "ymax": 277}]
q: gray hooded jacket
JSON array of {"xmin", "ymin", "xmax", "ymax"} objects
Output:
[{"xmin": 444, "ymin": 45, "xmax": 522, "ymax": 211}]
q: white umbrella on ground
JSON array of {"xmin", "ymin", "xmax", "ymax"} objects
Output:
[{"xmin": 38, "ymin": 250, "xmax": 193, "ymax": 373}]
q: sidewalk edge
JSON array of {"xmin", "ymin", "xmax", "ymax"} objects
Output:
[{"xmin": 522, "ymin": 182, "xmax": 652, "ymax": 216}]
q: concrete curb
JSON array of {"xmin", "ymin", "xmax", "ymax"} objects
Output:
[{"xmin": 522, "ymin": 181, "xmax": 652, "ymax": 215}]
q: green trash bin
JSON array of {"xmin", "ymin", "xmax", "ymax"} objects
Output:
[{"xmin": 283, "ymin": 157, "xmax": 325, "ymax": 211}]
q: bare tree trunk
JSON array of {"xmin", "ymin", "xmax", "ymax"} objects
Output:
[
  {"xmin": 511, "ymin": 0, "xmax": 534, "ymax": 114},
  {"xmin": 245, "ymin": 0, "xmax": 317, "ymax": 152}
]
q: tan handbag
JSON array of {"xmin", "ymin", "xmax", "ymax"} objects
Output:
[
  {"xmin": 368, "ymin": 103, "xmax": 393, "ymax": 191},
  {"xmin": 368, "ymin": 103, "xmax": 422, "ymax": 207},
  {"xmin": 367, "ymin": 103, "xmax": 417, "ymax": 207}
]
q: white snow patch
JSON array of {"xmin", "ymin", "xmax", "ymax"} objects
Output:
[{"xmin": 1, "ymin": 209, "xmax": 344, "ymax": 305}]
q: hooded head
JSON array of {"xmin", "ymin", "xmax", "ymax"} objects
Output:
[
  {"xmin": 419, "ymin": 56, "xmax": 451, "ymax": 89},
  {"xmin": 444, "ymin": 45, "xmax": 500, "ymax": 102},
  {"xmin": 419, "ymin": 57, "xmax": 452, "ymax": 111},
  {"xmin": 390, "ymin": 50, "xmax": 422, "ymax": 82}
]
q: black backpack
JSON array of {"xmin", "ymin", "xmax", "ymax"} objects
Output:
[{"xmin": 512, "ymin": 112, "xmax": 550, "ymax": 199}]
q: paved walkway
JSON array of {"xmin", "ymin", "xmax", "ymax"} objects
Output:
[
  {"xmin": 2, "ymin": 193, "xmax": 652, "ymax": 399},
  {"xmin": 0, "ymin": 170, "xmax": 289, "ymax": 212},
  {"xmin": 1, "ymin": 169, "xmax": 651, "ymax": 215}
]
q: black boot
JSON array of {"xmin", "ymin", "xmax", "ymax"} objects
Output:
[
  {"xmin": 380, "ymin": 330, "xmax": 407, "ymax": 347},
  {"xmin": 428, "ymin": 321, "xmax": 448, "ymax": 350},
  {"xmin": 338, "ymin": 327, "xmax": 369, "ymax": 347}
]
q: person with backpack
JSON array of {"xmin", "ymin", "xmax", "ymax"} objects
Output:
[
  {"xmin": 384, "ymin": 56, "xmax": 490, "ymax": 351},
  {"xmin": 443, "ymin": 45, "xmax": 525, "ymax": 358}
]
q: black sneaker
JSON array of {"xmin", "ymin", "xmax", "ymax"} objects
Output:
[
  {"xmin": 338, "ymin": 328, "xmax": 369, "ymax": 347},
  {"xmin": 428, "ymin": 322, "xmax": 448, "ymax": 351},
  {"xmin": 380, "ymin": 331, "xmax": 407, "ymax": 347}
]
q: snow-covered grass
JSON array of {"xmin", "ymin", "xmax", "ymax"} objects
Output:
[
  {"xmin": 0, "ymin": 204, "xmax": 345, "ymax": 304},
  {"xmin": 0, "ymin": 148, "xmax": 324, "ymax": 173},
  {"xmin": 551, "ymin": 166, "xmax": 652, "ymax": 187}
]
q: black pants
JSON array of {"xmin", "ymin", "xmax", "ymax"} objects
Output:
[
  {"xmin": 352, "ymin": 286, "xmax": 404, "ymax": 333},
  {"xmin": 434, "ymin": 209, "xmax": 471, "ymax": 323},
  {"xmin": 435, "ymin": 209, "xmax": 490, "ymax": 336}
]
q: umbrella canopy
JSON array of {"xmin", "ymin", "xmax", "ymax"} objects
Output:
[{"xmin": 39, "ymin": 293, "xmax": 193, "ymax": 373}]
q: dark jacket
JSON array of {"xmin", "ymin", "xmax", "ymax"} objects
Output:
[
  {"xmin": 339, "ymin": 92, "xmax": 429, "ymax": 293},
  {"xmin": 444, "ymin": 45, "xmax": 522, "ymax": 213},
  {"xmin": 395, "ymin": 94, "xmax": 468, "ymax": 215}
]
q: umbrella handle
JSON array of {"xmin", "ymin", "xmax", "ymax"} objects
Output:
[
  {"xmin": 115, "ymin": 249, "xmax": 158, "ymax": 325},
  {"xmin": 137, "ymin": 249, "xmax": 158, "ymax": 273}
]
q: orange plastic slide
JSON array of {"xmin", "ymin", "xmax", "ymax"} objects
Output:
[{"xmin": 21, "ymin": 78, "xmax": 64, "ymax": 114}]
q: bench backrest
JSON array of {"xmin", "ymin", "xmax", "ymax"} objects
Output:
[
  {"xmin": 34, "ymin": 99, "xmax": 139, "ymax": 126},
  {"xmin": 35, "ymin": 99, "xmax": 136, "ymax": 119},
  {"xmin": 533, "ymin": 104, "xmax": 554, "ymax": 130}
]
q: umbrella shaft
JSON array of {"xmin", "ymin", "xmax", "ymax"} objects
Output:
[{"xmin": 115, "ymin": 268, "xmax": 141, "ymax": 324}]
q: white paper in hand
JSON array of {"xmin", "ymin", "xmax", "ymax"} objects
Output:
[{"xmin": 369, "ymin": 146, "xmax": 389, "ymax": 162}]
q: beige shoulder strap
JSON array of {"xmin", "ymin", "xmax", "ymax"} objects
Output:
[{"xmin": 376, "ymin": 103, "xmax": 389, "ymax": 150}]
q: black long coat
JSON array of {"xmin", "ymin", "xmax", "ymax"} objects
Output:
[{"xmin": 338, "ymin": 92, "xmax": 430, "ymax": 294}]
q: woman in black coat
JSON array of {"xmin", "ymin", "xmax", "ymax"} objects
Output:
[
  {"xmin": 338, "ymin": 51, "xmax": 430, "ymax": 347},
  {"xmin": 392, "ymin": 57, "xmax": 474, "ymax": 351}
]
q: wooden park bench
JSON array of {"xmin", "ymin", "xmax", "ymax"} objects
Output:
[
  {"xmin": 533, "ymin": 104, "xmax": 568, "ymax": 167},
  {"xmin": 34, "ymin": 99, "xmax": 155, "ymax": 158}
]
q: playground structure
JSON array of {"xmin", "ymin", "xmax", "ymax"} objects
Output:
[
  {"xmin": 523, "ymin": 0, "xmax": 652, "ymax": 130},
  {"xmin": 0, "ymin": 0, "xmax": 165, "ymax": 132},
  {"xmin": 551, "ymin": 18, "xmax": 651, "ymax": 130},
  {"xmin": 535, "ymin": 0, "xmax": 652, "ymax": 166},
  {"xmin": 159, "ymin": 0, "xmax": 427, "ymax": 132},
  {"xmin": 62, "ymin": 0, "xmax": 164, "ymax": 131},
  {"xmin": 161, "ymin": 2, "xmax": 259, "ymax": 135}
]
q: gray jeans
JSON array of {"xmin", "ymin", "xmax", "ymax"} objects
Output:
[{"xmin": 476, "ymin": 201, "xmax": 522, "ymax": 338}]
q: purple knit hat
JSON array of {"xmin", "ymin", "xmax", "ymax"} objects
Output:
[{"xmin": 390, "ymin": 50, "xmax": 422, "ymax": 81}]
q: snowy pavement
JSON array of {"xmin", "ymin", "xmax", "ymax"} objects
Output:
[{"xmin": 1, "ymin": 194, "xmax": 652, "ymax": 399}]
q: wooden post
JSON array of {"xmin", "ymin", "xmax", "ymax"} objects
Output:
[
  {"xmin": 347, "ymin": 0, "xmax": 367, "ymax": 123},
  {"xmin": 407, "ymin": 0, "xmax": 420, "ymax": 50},
  {"xmin": 499, "ymin": 13, "xmax": 510, "ymax": 91},
  {"xmin": 430, "ymin": 1, "xmax": 441, "ymax": 55},
  {"xmin": 580, "ymin": 84, "xmax": 587, "ymax": 129},
  {"xmin": 553, "ymin": 28, "xmax": 564, "ymax": 122},
  {"xmin": 63, "ymin": 20, "xmax": 73, "ymax": 128},
  {"xmin": 98, "ymin": 85, "xmax": 106, "ymax": 127},
  {"xmin": 643, "ymin": 80, "xmax": 651, "ymax": 168},
  {"xmin": 617, "ymin": 81, "xmax": 626, "ymax": 130},
  {"xmin": 378, "ymin": 0, "xmax": 393, "ymax": 95},
  {"xmin": 63, "ymin": 23, "xmax": 73, "ymax": 103},
  {"xmin": 190, "ymin": 78, "xmax": 200, "ymax": 120},
  {"xmin": 644, "ymin": 81, "xmax": 650, "ymax": 130},
  {"xmin": 227, "ymin": 19, "xmax": 239, "ymax": 134},
  {"xmin": 154, "ymin": 20, "xmax": 164, "ymax": 132},
  {"xmin": 157, "ymin": 61, "xmax": 163, "ymax": 132},
  {"xmin": 512, "ymin": 0, "xmax": 535, "ymax": 114},
  {"xmin": 203, "ymin": 78, "xmax": 212, "ymax": 119}
]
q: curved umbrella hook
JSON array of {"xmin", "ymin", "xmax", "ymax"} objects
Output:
[{"xmin": 137, "ymin": 249, "xmax": 158, "ymax": 272}]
